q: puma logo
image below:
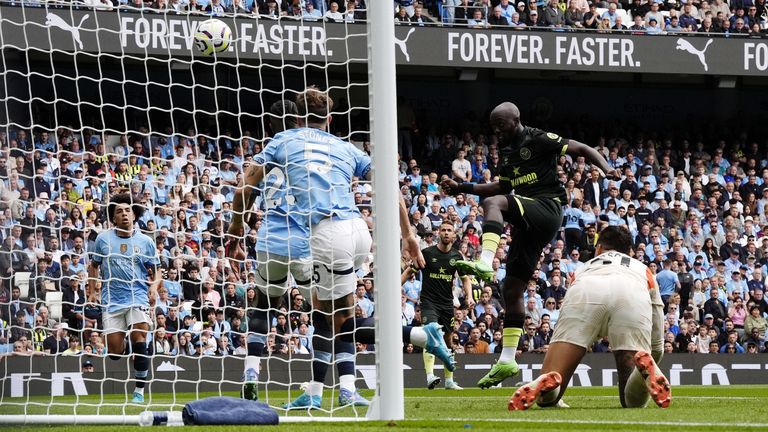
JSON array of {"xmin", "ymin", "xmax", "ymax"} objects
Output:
[
  {"xmin": 675, "ymin": 38, "xmax": 713, "ymax": 71},
  {"xmin": 45, "ymin": 13, "xmax": 90, "ymax": 50},
  {"xmin": 394, "ymin": 28, "xmax": 415, "ymax": 62}
]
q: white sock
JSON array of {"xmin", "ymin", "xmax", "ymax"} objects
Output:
[
  {"xmin": 307, "ymin": 381, "xmax": 324, "ymax": 397},
  {"xmin": 624, "ymin": 369, "xmax": 651, "ymax": 408},
  {"xmin": 134, "ymin": 386, "xmax": 145, "ymax": 395},
  {"xmin": 426, "ymin": 373, "xmax": 436, "ymax": 382},
  {"xmin": 245, "ymin": 356, "xmax": 260, "ymax": 373},
  {"xmin": 410, "ymin": 327, "xmax": 427, "ymax": 347},
  {"xmin": 480, "ymin": 249, "xmax": 495, "ymax": 266},
  {"xmin": 533, "ymin": 374, "xmax": 559, "ymax": 406},
  {"xmin": 499, "ymin": 346, "xmax": 516, "ymax": 363},
  {"xmin": 339, "ymin": 374, "xmax": 356, "ymax": 393}
]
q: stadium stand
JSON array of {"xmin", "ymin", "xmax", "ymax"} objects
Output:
[
  {"xmin": 0, "ymin": 0, "xmax": 765, "ymax": 36},
  {"xmin": 1, "ymin": 106, "xmax": 768, "ymax": 358}
]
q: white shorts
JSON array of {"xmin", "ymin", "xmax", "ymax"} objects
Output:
[
  {"xmin": 551, "ymin": 275, "xmax": 653, "ymax": 352},
  {"xmin": 255, "ymin": 250, "xmax": 313, "ymax": 298},
  {"xmin": 102, "ymin": 307, "xmax": 151, "ymax": 335},
  {"xmin": 310, "ymin": 217, "xmax": 372, "ymax": 301}
]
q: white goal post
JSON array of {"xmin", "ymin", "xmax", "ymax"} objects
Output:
[
  {"xmin": 0, "ymin": 0, "xmax": 402, "ymax": 424},
  {"xmin": 367, "ymin": 0, "xmax": 404, "ymax": 422}
]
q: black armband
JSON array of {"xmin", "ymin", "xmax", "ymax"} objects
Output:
[{"xmin": 457, "ymin": 183, "xmax": 475, "ymax": 194}]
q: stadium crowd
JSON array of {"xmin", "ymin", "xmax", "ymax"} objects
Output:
[
  {"xmin": 2, "ymin": 0, "xmax": 766, "ymax": 35},
  {"xmin": 0, "ymin": 111, "xmax": 767, "ymax": 359}
]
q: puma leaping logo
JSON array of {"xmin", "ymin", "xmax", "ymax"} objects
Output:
[
  {"xmin": 45, "ymin": 13, "xmax": 89, "ymax": 50},
  {"xmin": 394, "ymin": 28, "xmax": 415, "ymax": 62},
  {"xmin": 675, "ymin": 38, "xmax": 713, "ymax": 72}
]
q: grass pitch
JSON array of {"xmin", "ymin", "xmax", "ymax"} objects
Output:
[{"xmin": 2, "ymin": 385, "xmax": 766, "ymax": 431}]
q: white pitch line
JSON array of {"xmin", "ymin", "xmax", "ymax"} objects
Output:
[
  {"xmin": 433, "ymin": 418, "xmax": 768, "ymax": 428},
  {"xmin": 408, "ymin": 395, "xmax": 764, "ymax": 400}
]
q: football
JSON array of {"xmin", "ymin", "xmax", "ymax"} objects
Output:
[{"xmin": 194, "ymin": 19, "xmax": 232, "ymax": 56}]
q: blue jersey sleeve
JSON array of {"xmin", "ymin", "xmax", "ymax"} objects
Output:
[
  {"xmin": 253, "ymin": 153, "xmax": 266, "ymax": 165},
  {"xmin": 254, "ymin": 135, "xmax": 285, "ymax": 167},
  {"xmin": 91, "ymin": 233, "xmax": 108, "ymax": 264},
  {"xmin": 143, "ymin": 236, "xmax": 160, "ymax": 269},
  {"xmin": 351, "ymin": 146, "xmax": 372, "ymax": 179}
]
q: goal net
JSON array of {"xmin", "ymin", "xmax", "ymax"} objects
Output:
[{"xmin": 0, "ymin": 0, "xmax": 402, "ymax": 423}]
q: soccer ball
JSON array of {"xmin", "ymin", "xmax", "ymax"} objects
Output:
[{"xmin": 194, "ymin": 19, "xmax": 232, "ymax": 56}]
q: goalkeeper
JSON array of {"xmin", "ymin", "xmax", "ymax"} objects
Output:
[
  {"xmin": 509, "ymin": 226, "xmax": 670, "ymax": 411},
  {"xmin": 88, "ymin": 192, "xmax": 160, "ymax": 404}
]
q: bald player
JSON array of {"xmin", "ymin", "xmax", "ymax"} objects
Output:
[{"xmin": 442, "ymin": 102, "xmax": 620, "ymax": 389}]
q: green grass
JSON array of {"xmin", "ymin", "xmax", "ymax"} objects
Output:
[{"xmin": 2, "ymin": 386, "xmax": 767, "ymax": 431}]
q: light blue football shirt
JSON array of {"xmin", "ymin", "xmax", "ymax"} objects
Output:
[
  {"xmin": 249, "ymin": 160, "xmax": 311, "ymax": 258},
  {"xmin": 91, "ymin": 229, "xmax": 159, "ymax": 312},
  {"xmin": 259, "ymin": 128, "xmax": 371, "ymax": 226},
  {"xmin": 563, "ymin": 207, "xmax": 583, "ymax": 230}
]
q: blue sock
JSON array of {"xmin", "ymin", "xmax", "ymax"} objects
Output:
[
  {"xmin": 132, "ymin": 342, "xmax": 149, "ymax": 389},
  {"xmin": 335, "ymin": 339, "xmax": 355, "ymax": 377}
]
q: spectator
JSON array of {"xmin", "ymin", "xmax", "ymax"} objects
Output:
[
  {"xmin": 730, "ymin": 7, "xmax": 751, "ymax": 28},
  {"xmin": 612, "ymin": 15, "xmax": 628, "ymax": 30},
  {"xmin": 733, "ymin": 17, "xmax": 751, "ymax": 32},
  {"xmin": 583, "ymin": 2, "xmax": 600, "ymax": 28},
  {"xmin": 564, "ymin": 0, "xmax": 585, "ymax": 27},
  {"xmin": 674, "ymin": 322, "xmax": 693, "ymax": 352},
  {"xmin": 454, "ymin": 0, "xmax": 475, "ymax": 25},
  {"xmin": 468, "ymin": 8, "xmax": 489, "ymax": 27},
  {"xmin": 601, "ymin": 2, "xmax": 619, "ymax": 26},
  {"xmin": 540, "ymin": 297, "xmax": 560, "ymax": 328},
  {"xmin": 355, "ymin": 282, "xmax": 374, "ymax": 318},
  {"xmin": 394, "ymin": 0, "xmax": 417, "ymax": 17},
  {"xmin": 704, "ymin": 290, "xmax": 728, "ymax": 328},
  {"xmin": 744, "ymin": 306, "xmax": 767, "ymax": 339},
  {"xmin": 466, "ymin": 327, "xmax": 491, "ymax": 353},
  {"xmin": 61, "ymin": 336, "xmax": 82, "ymax": 356},
  {"xmin": 402, "ymin": 270, "xmax": 421, "ymax": 307},
  {"xmin": 719, "ymin": 331, "xmax": 745, "ymax": 353},
  {"xmin": 498, "ymin": 0, "xmax": 516, "ymax": 21},
  {"xmin": 656, "ymin": 259, "xmax": 681, "ymax": 306},
  {"xmin": 629, "ymin": 0, "xmax": 645, "ymax": 18},
  {"xmin": 529, "ymin": 9, "xmax": 543, "ymax": 26},
  {"xmin": 667, "ymin": 15, "xmax": 685, "ymax": 32},
  {"xmin": 217, "ymin": 334, "xmax": 234, "ymax": 356},
  {"xmin": 224, "ymin": 0, "xmax": 249, "ymax": 13},
  {"xmin": 594, "ymin": 336, "xmax": 612, "ymax": 353},
  {"xmin": 410, "ymin": 4, "xmax": 435, "ymax": 26},
  {"xmin": 514, "ymin": 1, "xmax": 530, "ymax": 23},
  {"xmin": 711, "ymin": 0, "xmax": 730, "ymax": 17},
  {"xmin": 42, "ymin": 323, "xmax": 68, "ymax": 355},
  {"xmin": 395, "ymin": 5, "xmax": 411, "ymax": 24},
  {"xmin": 644, "ymin": 2, "xmax": 666, "ymax": 29},
  {"xmin": 325, "ymin": 1, "xmax": 344, "ymax": 22},
  {"xmin": 692, "ymin": 324, "xmax": 712, "ymax": 353},
  {"xmin": 524, "ymin": 297, "xmax": 542, "ymax": 328},
  {"xmin": 302, "ymin": 2, "xmax": 323, "ymax": 20},
  {"xmin": 196, "ymin": 331, "xmax": 217, "ymax": 356},
  {"xmin": 519, "ymin": 324, "xmax": 546, "ymax": 353},
  {"xmin": 204, "ymin": 0, "xmax": 226, "ymax": 16},
  {"xmin": 488, "ymin": 6, "xmax": 511, "ymax": 26},
  {"xmin": 541, "ymin": 0, "xmax": 566, "ymax": 27},
  {"xmin": 679, "ymin": 3, "xmax": 699, "ymax": 31},
  {"xmin": 752, "ymin": 289, "xmax": 768, "ymax": 316}
]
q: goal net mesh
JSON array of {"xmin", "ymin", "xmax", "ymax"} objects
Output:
[{"xmin": 0, "ymin": 1, "xmax": 385, "ymax": 421}]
